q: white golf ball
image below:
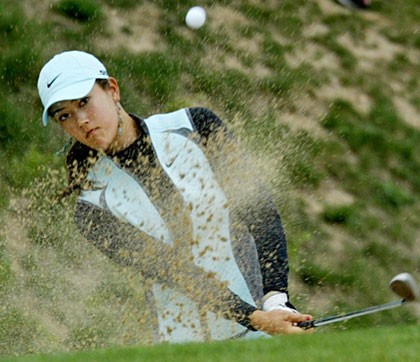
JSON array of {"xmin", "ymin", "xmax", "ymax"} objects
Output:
[{"xmin": 185, "ymin": 6, "xmax": 206, "ymax": 29}]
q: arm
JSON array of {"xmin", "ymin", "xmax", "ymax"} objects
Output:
[
  {"xmin": 76, "ymin": 199, "xmax": 312, "ymax": 334},
  {"xmin": 238, "ymin": 187, "xmax": 290, "ymax": 295},
  {"xmin": 188, "ymin": 107, "xmax": 290, "ymax": 296},
  {"xmin": 74, "ymin": 200, "xmax": 258, "ymax": 329}
]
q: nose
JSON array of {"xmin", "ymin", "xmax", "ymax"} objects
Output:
[{"xmin": 76, "ymin": 109, "xmax": 90, "ymax": 127}]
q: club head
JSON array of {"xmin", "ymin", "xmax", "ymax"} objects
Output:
[{"xmin": 389, "ymin": 273, "xmax": 420, "ymax": 302}]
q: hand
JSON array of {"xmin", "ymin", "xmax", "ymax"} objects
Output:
[{"xmin": 250, "ymin": 309, "xmax": 313, "ymax": 335}]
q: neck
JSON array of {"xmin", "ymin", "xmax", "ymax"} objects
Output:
[{"xmin": 107, "ymin": 109, "xmax": 139, "ymax": 154}]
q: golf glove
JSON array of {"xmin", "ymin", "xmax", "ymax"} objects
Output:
[{"xmin": 262, "ymin": 292, "xmax": 298, "ymax": 313}]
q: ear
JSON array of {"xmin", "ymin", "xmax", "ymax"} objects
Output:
[{"xmin": 108, "ymin": 77, "xmax": 121, "ymax": 102}]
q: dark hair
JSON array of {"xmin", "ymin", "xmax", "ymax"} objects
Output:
[{"xmin": 96, "ymin": 78, "xmax": 109, "ymax": 90}]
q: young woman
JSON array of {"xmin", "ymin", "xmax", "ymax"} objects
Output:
[{"xmin": 37, "ymin": 50, "xmax": 312, "ymax": 343}]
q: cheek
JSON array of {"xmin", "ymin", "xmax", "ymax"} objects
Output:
[
  {"xmin": 101, "ymin": 106, "xmax": 119, "ymax": 132},
  {"xmin": 60, "ymin": 123, "xmax": 79, "ymax": 137},
  {"xmin": 92, "ymin": 99, "xmax": 118, "ymax": 126},
  {"xmin": 100, "ymin": 111, "xmax": 118, "ymax": 135}
]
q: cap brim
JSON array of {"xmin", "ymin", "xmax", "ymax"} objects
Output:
[{"xmin": 42, "ymin": 78, "xmax": 96, "ymax": 126}]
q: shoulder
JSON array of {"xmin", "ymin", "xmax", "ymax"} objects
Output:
[
  {"xmin": 188, "ymin": 107, "xmax": 224, "ymax": 127},
  {"xmin": 143, "ymin": 107, "xmax": 225, "ymax": 134},
  {"xmin": 143, "ymin": 107, "xmax": 230, "ymax": 142},
  {"xmin": 187, "ymin": 107, "xmax": 227, "ymax": 140}
]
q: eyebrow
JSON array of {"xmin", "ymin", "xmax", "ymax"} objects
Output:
[
  {"xmin": 50, "ymin": 107, "xmax": 65, "ymax": 118},
  {"xmin": 49, "ymin": 99, "xmax": 79, "ymax": 118}
]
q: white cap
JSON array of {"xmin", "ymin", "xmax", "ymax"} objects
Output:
[{"xmin": 37, "ymin": 50, "xmax": 109, "ymax": 126}]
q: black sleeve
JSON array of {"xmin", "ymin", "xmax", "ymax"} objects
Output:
[
  {"xmin": 238, "ymin": 189, "xmax": 290, "ymax": 295},
  {"xmin": 74, "ymin": 200, "xmax": 257, "ymax": 329},
  {"xmin": 187, "ymin": 107, "xmax": 233, "ymax": 147},
  {"xmin": 188, "ymin": 107, "xmax": 290, "ymax": 295}
]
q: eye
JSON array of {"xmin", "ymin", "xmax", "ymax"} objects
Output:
[
  {"xmin": 58, "ymin": 113, "xmax": 70, "ymax": 123},
  {"xmin": 79, "ymin": 97, "xmax": 89, "ymax": 107}
]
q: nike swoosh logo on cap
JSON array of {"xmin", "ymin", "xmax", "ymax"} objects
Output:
[{"xmin": 47, "ymin": 74, "xmax": 61, "ymax": 88}]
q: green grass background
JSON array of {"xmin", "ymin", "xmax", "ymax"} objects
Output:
[
  {"xmin": 1, "ymin": 0, "xmax": 420, "ymax": 358},
  {"xmin": 4, "ymin": 325, "xmax": 420, "ymax": 362}
]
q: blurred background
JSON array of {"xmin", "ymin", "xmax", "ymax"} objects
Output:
[{"xmin": 1, "ymin": 0, "xmax": 420, "ymax": 356}]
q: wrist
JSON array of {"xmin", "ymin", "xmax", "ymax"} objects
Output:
[{"xmin": 249, "ymin": 310, "xmax": 266, "ymax": 331}]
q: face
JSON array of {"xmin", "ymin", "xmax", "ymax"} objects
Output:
[{"xmin": 49, "ymin": 78, "xmax": 120, "ymax": 151}]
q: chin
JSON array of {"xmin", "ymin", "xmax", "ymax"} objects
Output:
[{"xmin": 88, "ymin": 139, "xmax": 111, "ymax": 151}]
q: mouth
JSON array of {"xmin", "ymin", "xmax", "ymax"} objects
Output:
[{"xmin": 86, "ymin": 128, "xmax": 99, "ymax": 138}]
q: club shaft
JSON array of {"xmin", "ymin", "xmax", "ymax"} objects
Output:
[{"xmin": 298, "ymin": 299, "xmax": 406, "ymax": 329}]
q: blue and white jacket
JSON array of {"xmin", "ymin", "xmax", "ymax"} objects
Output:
[{"xmin": 66, "ymin": 107, "xmax": 290, "ymax": 342}]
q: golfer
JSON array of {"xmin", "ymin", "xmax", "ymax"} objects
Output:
[{"xmin": 37, "ymin": 50, "xmax": 312, "ymax": 343}]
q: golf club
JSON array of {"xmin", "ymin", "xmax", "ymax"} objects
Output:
[{"xmin": 297, "ymin": 272, "xmax": 419, "ymax": 329}]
